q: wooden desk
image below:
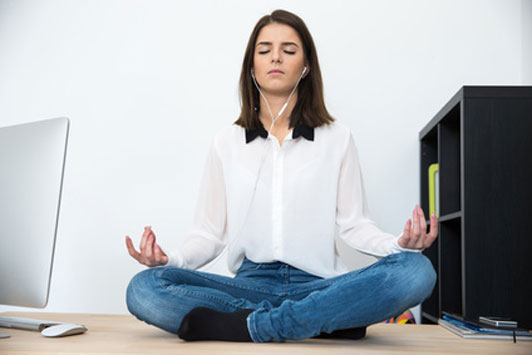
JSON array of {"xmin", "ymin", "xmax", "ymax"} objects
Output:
[{"xmin": 1, "ymin": 312, "xmax": 530, "ymax": 354}]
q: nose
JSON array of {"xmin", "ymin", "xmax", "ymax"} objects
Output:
[{"xmin": 271, "ymin": 47, "xmax": 281, "ymax": 63}]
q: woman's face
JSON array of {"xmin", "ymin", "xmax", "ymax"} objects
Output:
[{"xmin": 253, "ymin": 22, "xmax": 307, "ymax": 96}]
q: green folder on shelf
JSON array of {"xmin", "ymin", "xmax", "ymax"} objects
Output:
[{"xmin": 428, "ymin": 163, "xmax": 439, "ymax": 218}]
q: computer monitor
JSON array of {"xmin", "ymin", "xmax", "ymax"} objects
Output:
[{"xmin": 0, "ymin": 117, "xmax": 69, "ymax": 311}]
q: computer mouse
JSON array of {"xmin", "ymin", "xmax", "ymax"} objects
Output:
[{"xmin": 41, "ymin": 323, "xmax": 87, "ymax": 337}]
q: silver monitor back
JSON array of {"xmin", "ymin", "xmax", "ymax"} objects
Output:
[{"xmin": 0, "ymin": 117, "xmax": 69, "ymax": 308}]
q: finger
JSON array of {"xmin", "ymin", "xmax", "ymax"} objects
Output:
[
  {"xmin": 424, "ymin": 233, "xmax": 438, "ymax": 249},
  {"xmin": 424, "ymin": 214, "xmax": 439, "ymax": 248},
  {"xmin": 403, "ymin": 218, "xmax": 411, "ymax": 235},
  {"xmin": 413, "ymin": 210, "xmax": 426, "ymax": 249},
  {"xmin": 154, "ymin": 243, "xmax": 167, "ymax": 264},
  {"xmin": 405, "ymin": 211, "xmax": 416, "ymax": 249},
  {"xmin": 144, "ymin": 226, "xmax": 155, "ymax": 251},
  {"xmin": 415, "ymin": 232, "xmax": 426, "ymax": 250},
  {"xmin": 155, "ymin": 244, "xmax": 169, "ymax": 265},
  {"xmin": 153, "ymin": 242, "xmax": 161, "ymax": 263},
  {"xmin": 125, "ymin": 236, "xmax": 142, "ymax": 261},
  {"xmin": 145, "ymin": 233, "xmax": 155, "ymax": 259},
  {"xmin": 412, "ymin": 208, "xmax": 420, "ymax": 239},
  {"xmin": 400, "ymin": 219, "xmax": 412, "ymax": 248},
  {"xmin": 421, "ymin": 214, "xmax": 436, "ymax": 248},
  {"xmin": 431, "ymin": 213, "xmax": 439, "ymax": 236},
  {"xmin": 409, "ymin": 209, "xmax": 420, "ymax": 249},
  {"xmin": 140, "ymin": 226, "xmax": 150, "ymax": 251},
  {"xmin": 155, "ymin": 242, "xmax": 167, "ymax": 257},
  {"xmin": 418, "ymin": 206, "xmax": 427, "ymax": 234},
  {"xmin": 414, "ymin": 207, "xmax": 427, "ymax": 249}
]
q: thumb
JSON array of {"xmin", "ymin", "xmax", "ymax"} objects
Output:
[
  {"xmin": 154, "ymin": 243, "xmax": 167, "ymax": 256},
  {"xmin": 153, "ymin": 244, "xmax": 168, "ymax": 265},
  {"xmin": 154, "ymin": 243, "xmax": 168, "ymax": 265}
]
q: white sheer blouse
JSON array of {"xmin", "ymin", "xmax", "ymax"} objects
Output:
[{"xmin": 166, "ymin": 121, "xmax": 418, "ymax": 279}]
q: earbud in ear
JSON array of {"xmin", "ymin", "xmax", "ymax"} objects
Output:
[{"xmin": 302, "ymin": 66, "xmax": 307, "ymax": 75}]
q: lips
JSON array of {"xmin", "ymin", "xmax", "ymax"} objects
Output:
[{"xmin": 268, "ymin": 69, "xmax": 284, "ymax": 74}]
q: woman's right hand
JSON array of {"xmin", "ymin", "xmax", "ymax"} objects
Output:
[{"xmin": 125, "ymin": 226, "xmax": 168, "ymax": 267}]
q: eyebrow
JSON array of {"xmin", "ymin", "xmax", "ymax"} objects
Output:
[{"xmin": 256, "ymin": 41, "xmax": 299, "ymax": 48}]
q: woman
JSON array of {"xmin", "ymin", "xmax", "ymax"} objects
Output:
[{"xmin": 125, "ymin": 9, "xmax": 438, "ymax": 343}]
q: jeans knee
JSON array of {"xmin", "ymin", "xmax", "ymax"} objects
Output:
[
  {"xmin": 395, "ymin": 252, "xmax": 437, "ymax": 301},
  {"xmin": 126, "ymin": 268, "xmax": 158, "ymax": 319}
]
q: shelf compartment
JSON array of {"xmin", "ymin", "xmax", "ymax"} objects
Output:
[
  {"xmin": 421, "ymin": 224, "xmax": 439, "ymax": 323},
  {"xmin": 439, "ymin": 218, "xmax": 462, "ymax": 318},
  {"xmin": 420, "ymin": 127, "xmax": 437, "ymax": 215},
  {"xmin": 438, "ymin": 103, "xmax": 461, "ymax": 216}
]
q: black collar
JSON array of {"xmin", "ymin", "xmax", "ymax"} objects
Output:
[{"xmin": 245, "ymin": 121, "xmax": 315, "ymax": 144}]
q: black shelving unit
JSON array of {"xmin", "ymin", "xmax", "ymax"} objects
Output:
[{"xmin": 419, "ymin": 86, "xmax": 532, "ymax": 330}]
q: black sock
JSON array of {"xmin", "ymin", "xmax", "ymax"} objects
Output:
[
  {"xmin": 177, "ymin": 307, "xmax": 254, "ymax": 342},
  {"xmin": 312, "ymin": 326, "xmax": 367, "ymax": 340}
]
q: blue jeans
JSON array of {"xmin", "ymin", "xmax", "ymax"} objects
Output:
[{"xmin": 126, "ymin": 251, "xmax": 436, "ymax": 342}]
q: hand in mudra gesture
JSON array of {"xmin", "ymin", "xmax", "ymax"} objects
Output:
[
  {"xmin": 398, "ymin": 205, "xmax": 438, "ymax": 250},
  {"xmin": 126, "ymin": 226, "xmax": 168, "ymax": 267}
]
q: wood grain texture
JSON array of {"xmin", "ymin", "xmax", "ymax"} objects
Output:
[{"xmin": 1, "ymin": 312, "xmax": 531, "ymax": 354}]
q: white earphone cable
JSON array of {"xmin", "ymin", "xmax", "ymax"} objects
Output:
[{"xmin": 199, "ymin": 67, "xmax": 306, "ymax": 272}]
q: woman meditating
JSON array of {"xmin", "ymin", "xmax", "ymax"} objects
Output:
[{"xmin": 125, "ymin": 9, "xmax": 438, "ymax": 343}]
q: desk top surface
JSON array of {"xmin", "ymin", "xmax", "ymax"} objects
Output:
[{"xmin": 1, "ymin": 312, "xmax": 531, "ymax": 355}]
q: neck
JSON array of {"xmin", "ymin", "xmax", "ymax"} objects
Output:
[{"xmin": 258, "ymin": 91, "xmax": 298, "ymax": 132}]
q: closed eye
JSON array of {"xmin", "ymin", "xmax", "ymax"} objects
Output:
[{"xmin": 257, "ymin": 50, "xmax": 296, "ymax": 55}]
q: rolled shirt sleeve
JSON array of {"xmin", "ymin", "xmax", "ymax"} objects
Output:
[
  {"xmin": 336, "ymin": 133, "xmax": 421, "ymax": 257},
  {"xmin": 166, "ymin": 136, "xmax": 228, "ymax": 269}
]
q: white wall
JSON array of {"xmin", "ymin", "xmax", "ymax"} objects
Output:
[
  {"xmin": 0, "ymin": 0, "xmax": 527, "ymax": 325},
  {"xmin": 523, "ymin": 0, "xmax": 532, "ymax": 84}
]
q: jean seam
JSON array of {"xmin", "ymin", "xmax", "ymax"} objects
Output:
[
  {"xmin": 202, "ymin": 273, "xmax": 277, "ymax": 295},
  {"xmin": 164, "ymin": 284, "xmax": 244, "ymax": 311},
  {"xmin": 286, "ymin": 285, "xmax": 328, "ymax": 297},
  {"xmin": 158, "ymin": 266, "xmax": 280, "ymax": 301},
  {"xmin": 155, "ymin": 267, "xmax": 249, "ymax": 310},
  {"xmin": 171, "ymin": 267, "xmax": 279, "ymax": 295},
  {"xmin": 320, "ymin": 271, "xmax": 354, "ymax": 288}
]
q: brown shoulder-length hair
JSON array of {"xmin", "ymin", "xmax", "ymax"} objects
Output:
[{"xmin": 234, "ymin": 9, "xmax": 335, "ymax": 131}]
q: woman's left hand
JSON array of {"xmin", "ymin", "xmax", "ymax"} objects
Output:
[{"xmin": 398, "ymin": 205, "xmax": 438, "ymax": 250}]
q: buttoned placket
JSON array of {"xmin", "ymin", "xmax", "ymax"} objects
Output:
[{"xmin": 269, "ymin": 132, "xmax": 293, "ymax": 261}]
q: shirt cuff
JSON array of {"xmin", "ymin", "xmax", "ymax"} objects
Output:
[
  {"xmin": 165, "ymin": 249, "xmax": 185, "ymax": 268},
  {"xmin": 392, "ymin": 232, "xmax": 423, "ymax": 253}
]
